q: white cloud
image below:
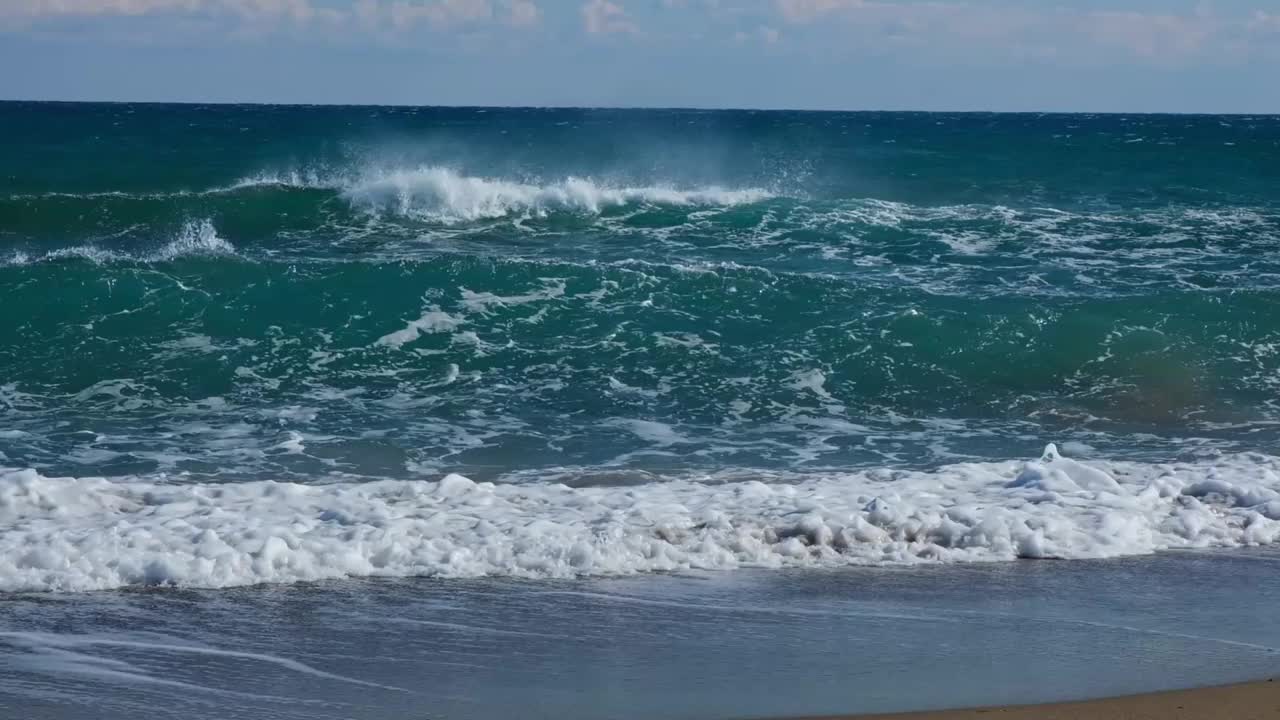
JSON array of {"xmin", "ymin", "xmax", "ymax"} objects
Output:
[
  {"xmin": 353, "ymin": 0, "xmax": 541, "ymax": 31},
  {"xmin": 1083, "ymin": 10, "xmax": 1212, "ymax": 60},
  {"xmin": 506, "ymin": 0, "xmax": 538, "ymax": 27},
  {"xmin": 223, "ymin": 0, "xmax": 329, "ymax": 23},
  {"xmin": 0, "ymin": 0, "xmax": 359, "ymax": 33},
  {"xmin": 770, "ymin": 0, "xmax": 1258, "ymax": 62},
  {"xmin": 1, "ymin": 0, "xmax": 204, "ymax": 17},
  {"xmin": 3, "ymin": 0, "xmax": 1273, "ymax": 62},
  {"xmin": 736, "ymin": 23, "xmax": 779, "ymax": 45},
  {"xmin": 581, "ymin": 0, "xmax": 634, "ymax": 35},
  {"xmin": 1251, "ymin": 10, "xmax": 1280, "ymax": 33},
  {"xmin": 775, "ymin": 0, "xmax": 864, "ymax": 24},
  {"xmin": 776, "ymin": 0, "xmax": 1044, "ymax": 51},
  {"xmin": 386, "ymin": 0, "xmax": 491, "ymax": 30},
  {"xmin": 1, "ymin": 0, "xmax": 531, "ymax": 30}
]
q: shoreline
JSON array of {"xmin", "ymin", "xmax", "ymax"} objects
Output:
[
  {"xmin": 801, "ymin": 678, "xmax": 1280, "ymax": 720},
  {"xmin": 7, "ymin": 554, "xmax": 1280, "ymax": 720}
]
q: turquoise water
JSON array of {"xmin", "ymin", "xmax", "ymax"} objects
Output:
[
  {"xmin": 6, "ymin": 102, "xmax": 1280, "ymax": 717},
  {"xmin": 3, "ymin": 103, "xmax": 1278, "ymax": 481},
  {"xmin": 5, "ymin": 104, "xmax": 1280, "ymax": 594}
]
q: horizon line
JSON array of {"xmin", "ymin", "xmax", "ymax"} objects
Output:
[{"xmin": 1, "ymin": 97, "xmax": 1277, "ymax": 117}]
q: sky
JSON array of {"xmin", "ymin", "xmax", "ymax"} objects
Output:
[{"xmin": 0, "ymin": 0, "xmax": 1277, "ymax": 112}]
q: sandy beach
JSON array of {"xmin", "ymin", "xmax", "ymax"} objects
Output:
[{"xmin": 826, "ymin": 679, "xmax": 1280, "ymax": 720}]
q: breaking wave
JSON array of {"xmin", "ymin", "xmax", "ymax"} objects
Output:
[
  {"xmin": 4, "ymin": 445, "xmax": 1280, "ymax": 592},
  {"xmin": 1, "ymin": 219, "xmax": 236, "ymax": 266},
  {"xmin": 232, "ymin": 165, "xmax": 775, "ymax": 222}
]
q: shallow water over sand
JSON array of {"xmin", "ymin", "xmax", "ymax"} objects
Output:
[{"xmin": 3, "ymin": 549, "xmax": 1279, "ymax": 720}]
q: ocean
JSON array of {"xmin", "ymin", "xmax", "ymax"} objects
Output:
[{"xmin": 2, "ymin": 102, "xmax": 1280, "ymax": 718}]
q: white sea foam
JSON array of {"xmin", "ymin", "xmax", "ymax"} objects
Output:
[
  {"xmin": 223, "ymin": 165, "xmax": 772, "ymax": 223},
  {"xmin": 4, "ymin": 445, "xmax": 1280, "ymax": 593},
  {"xmin": 375, "ymin": 308, "xmax": 465, "ymax": 348},
  {"xmin": 148, "ymin": 219, "xmax": 235, "ymax": 260},
  {"xmin": 341, "ymin": 167, "xmax": 773, "ymax": 222},
  {"xmin": 0, "ymin": 219, "xmax": 235, "ymax": 266}
]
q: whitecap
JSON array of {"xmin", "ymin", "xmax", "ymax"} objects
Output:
[{"xmin": 239, "ymin": 165, "xmax": 773, "ymax": 223}]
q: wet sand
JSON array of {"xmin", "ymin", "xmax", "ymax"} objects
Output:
[
  {"xmin": 6, "ymin": 552, "xmax": 1280, "ymax": 720},
  {"xmin": 829, "ymin": 679, "xmax": 1280, "ymax": 720}
]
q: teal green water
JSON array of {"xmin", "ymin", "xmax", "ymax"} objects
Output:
[{"xmin": 2, "ymin": 103, "xmax": 1278, "ymax": 482}]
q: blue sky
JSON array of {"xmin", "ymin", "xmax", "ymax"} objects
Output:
[{"xmin": 1, "ymin": 0, "xmax": 1277, "ymax": 112}]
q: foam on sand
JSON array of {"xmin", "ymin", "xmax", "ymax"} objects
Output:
[{"xmin": 3, "ymin": 444, "xmax": 1280, "ymax": 593}]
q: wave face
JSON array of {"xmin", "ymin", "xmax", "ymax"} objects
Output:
[{"xmin": 3, "ymin": 102, "xmax": 1280, "ymax": 591}]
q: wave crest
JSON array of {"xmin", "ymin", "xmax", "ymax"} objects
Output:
[
  {"xmin": 1, "ymin": 219, "xmax": 235, "ymax": 266},
  {"xmin": 152, "ymin": 218, "xmax": 236, "ymax": 260},
  {"xmin": 235, "ymin": 166, "xmax": 772, "ymax": 223}
]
